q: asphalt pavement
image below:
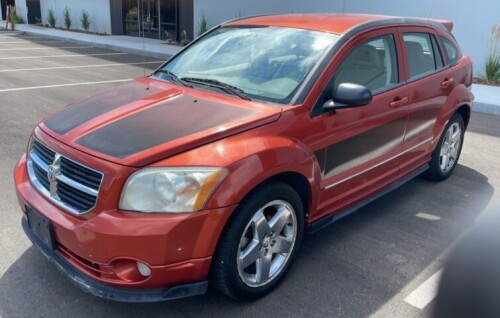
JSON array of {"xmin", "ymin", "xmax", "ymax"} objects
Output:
[{"xmin": 1, "ymin": 33, "xmax": 500, "ymax": 318}]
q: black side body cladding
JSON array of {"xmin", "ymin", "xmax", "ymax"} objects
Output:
[{"xmin": 308, "ymin": 164, "xmax": 430, "ymax": 233}]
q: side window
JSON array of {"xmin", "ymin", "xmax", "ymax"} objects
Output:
[
  {"xmin": 334, "ymin": 34, "xmax": 398, "ymax": 92},
  {"xmin": 431, "ymin": 36, "xmax": 444, "ymax": 69},
  {"xmin": 403, "ymin": 33, "xmax": 441, "ymax": 78},
  {"xmin": 440, "ymin": 37, "xmax": 459, "ymax": 65}
]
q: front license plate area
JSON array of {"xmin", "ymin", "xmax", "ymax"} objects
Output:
[{"xmin": 26, "ymin": 205, "xmax": 56, "ymax": 250}]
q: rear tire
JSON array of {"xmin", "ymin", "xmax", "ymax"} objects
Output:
[
  {"xmin": 210, "ymin": 181, "xmax": 304, "ymax": 300},
  {"xmin": 424, "ymin": 113, "xmax": 465, "ymax": 181}
]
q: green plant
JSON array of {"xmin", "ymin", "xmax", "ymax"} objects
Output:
[
  {"xmin": 485, "ymin": 55, "xmax": 500, "ymax": 83},
  {"xmin": 235, "ymin": 10, "xmax": 245, "ymax": 18},
  {"xmin": 63, "ymin": 6, "xmax": 72, "ymax": 29},
  {"xmin": 484, "ymin": 25, "xmax": 500, "ymax": 83},
  {"xmin": 180, "ymin": 30, "xmax": 190, "ymax": 46},
  {"xmin": 164, "ymin": 30, "xmax": 174, "ymax": 44},
  {"xmin": 80, "ymin": 9, "xmax": 90, "ymax": 31},
  {"xmin": 35, "ymin": 17, "xmax": 43, "ymax": 26},
  {"xmin": 14, "ymin": 14, "xmax": 25, "ymax": 24},
  {"xmin": 47, "ymin": 8, "xmax": 56, "ymax": 27},
  {"xmin": 9, "ymin": 6, "xmax": 17, "ymax": 30},
  {"xmin": 197, "ymin": 11, "xmax": 208, "ymax": 37}
]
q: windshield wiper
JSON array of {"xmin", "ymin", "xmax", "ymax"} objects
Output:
[
  {"xmin": 181, "ymin": 77, "xmax": 252, "ymax": 101},
  {"xmin": 153, "ymin": 69, "xmax": 192, "ymax": 87}
]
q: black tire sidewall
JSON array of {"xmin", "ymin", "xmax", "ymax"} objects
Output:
[
  {"xmin": 429, "ymin": 114, "xmax": 465, "ymax": 180},
  {"xmin": 213, "ymin": 181, "xmax": 304, "ymax": 300}
]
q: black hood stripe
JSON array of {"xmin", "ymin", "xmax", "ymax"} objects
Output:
[
  {"xmin": 76, "ymin": 96, "xmax": 257, "ymax": 159},
  {"xmin": 44, "ymin": 81, "xmax": 163, "ymax": 135}
]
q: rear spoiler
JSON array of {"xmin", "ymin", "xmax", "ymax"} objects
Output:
[{"xmin": 424, "ymin": 18, "xmax": 454, "ymax": 32}]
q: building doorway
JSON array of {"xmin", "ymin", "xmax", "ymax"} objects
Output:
[
  {"xmin": 1, "ymin": 0, "xmax": 15, "ymax": 21},
  {"xmin": 123, "ymin": 0, "xmax": 178, "ymax": 40},
  {"xmin": 26, "ymin": 0, "xmax": 41, "ymax": 24}
]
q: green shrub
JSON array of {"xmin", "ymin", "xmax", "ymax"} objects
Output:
[
  {"xmin": 47, "ymin": 8, "xmax": 56, "ymax": 27},
  {"xmin": 485, "ymin": 54, "xmax": 500, "ymax": 83},
  {"xmin": 80, "ymin": 9, "xmax": 90, "ymax": 31},
  {"xmin": 484, "ymin": 25, "xmax": 500, "ymax": 83},
  {"xmin": 14, "ymin": 15, "xmax": 25, "ymax": 24},
  {"xmin": 180, "ymin": 30, "xmax": 190, "ymax": 46},
  {"xmin": 9, "ymin": 6, "xmax": 17, "ymax": 30},
  {"xmin": 235, "ymin": 10, "xmax": 245, "ymax": 18},
  {"xmin": 197, "ymin": 11, "xmax": 208, "ymax": 37},
  {"xmin": 63, "ymin": 6, "xmax": 71, "ymax": 29}
]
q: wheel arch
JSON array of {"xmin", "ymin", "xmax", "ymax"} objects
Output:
[
  {"xmin": 456, "ymin": 104, "xmax": 471, "ymax": 128},
  {"xmin": 260, "ymin": 171, "xmax": 311, "ymax": 222}
]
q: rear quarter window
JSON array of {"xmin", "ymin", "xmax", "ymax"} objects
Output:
[
  {"xmin": 440, "ymin": 37, "xmax": 459, "ymax": 65},
  {"xmin": 403, "ymin": 33, "xmax": 443, "ymax": 79}
]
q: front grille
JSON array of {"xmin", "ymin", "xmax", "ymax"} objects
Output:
[{"xmin": 27, "ymin": 139, "xmax": 103, "ymax": 215}]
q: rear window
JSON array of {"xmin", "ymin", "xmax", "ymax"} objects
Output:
[
  {"xmin": 403, "ymin": 33, "xmax": 442, "ymax": 79},
  {"xmin": 440, "ymin": 37, "xmax": 459, "ymax": 65}
]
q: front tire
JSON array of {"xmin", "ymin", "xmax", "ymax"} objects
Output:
[
  {"xmin": 211, "ymin": 181, "xmax": 304, "ymax": 300},
  {"xmin": 424, "ymin": 113, "xmax": 465, "ymax": 181}
]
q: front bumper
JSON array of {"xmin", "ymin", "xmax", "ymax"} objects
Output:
[
  {"xmin": 14, "ymin": 153, "xmax": 235, "ymax": 301},
  {"xmin": 22, "ymin": 217, "xmax": 208, "ymax": 302}
]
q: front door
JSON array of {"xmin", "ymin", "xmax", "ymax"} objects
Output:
[
  {"xmin": 123, "ymin": 0, "xmax": 178, "ymax": 40},
  {"xmin": 313, "ymin": 29, "xmax": 410, "ymax": 220}
]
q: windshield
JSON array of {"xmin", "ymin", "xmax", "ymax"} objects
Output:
[{"xmin": 157, "ymin": 26, "xmax": 340, "ymax": 105}]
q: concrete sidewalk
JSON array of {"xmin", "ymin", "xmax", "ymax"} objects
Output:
[
  {"xmin": 472, "ymin": 84, "xmax": 500, "ymax": 116},
  {"xmin": 11, "ymin": 23, "xmax": 183, "ymax": 60},
  {"xmin": 2, "ymin": 23, "xmax": 500, "ymax": 116}
]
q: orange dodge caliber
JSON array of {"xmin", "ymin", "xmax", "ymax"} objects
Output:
[{"xmin": 14, "ymin": 14, "xmax": 473, "ymax": 302}]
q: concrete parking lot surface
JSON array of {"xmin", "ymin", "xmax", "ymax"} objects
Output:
[{"xmin": 1, "ymin": 34, "xmax": 499, "ymax": 318}]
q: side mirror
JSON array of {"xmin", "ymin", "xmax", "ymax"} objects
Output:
[{"xmin": 323, "ymin": 83, "xmax": 373, "ymax": 110}]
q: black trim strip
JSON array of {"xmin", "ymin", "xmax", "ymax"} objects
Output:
[
  {"xmin": 44, "ymin": 81, "xmax": 162, "ymax": 135},
  {"xmin": 22, "ymin": 217, "xmax": 208, "ymax": 303},
  {"xmin": 324, "ymin": 137, "xmax": 432, "ymax": 189},
  {"xmin": 308, "ymin": 164, "xmax": 429, "ymax": 233},
  {"xmin": 76, "ymin": 96, "xmax": 257, "ymax": 158}
]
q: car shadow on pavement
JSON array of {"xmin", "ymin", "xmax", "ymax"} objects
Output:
[{"xmin": 0, "ymin": 164, "xmax": 494, "ymax": 318}]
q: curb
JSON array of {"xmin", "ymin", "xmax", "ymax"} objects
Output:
[
  {"xmin": 473, "ymin": 102, "xmax": 500, "ymax": 116},
  {"xmin": 0, "ymin": 30, "xmax": 24, "ymax": 36},
  {"xmin": 16, "ymin": 28, "xmax": 176, "ymax": 60}
]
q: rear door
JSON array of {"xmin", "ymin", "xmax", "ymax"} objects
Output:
[
  {"xmin": 397, "ymin": 26, "xmax": 456, "ymax": 175},
  {"xmin": 312, "ymin": 28, "xmax": 410, "ymax": 220}
]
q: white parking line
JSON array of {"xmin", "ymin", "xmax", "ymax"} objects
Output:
[
  {"xmin": 0, "ymin": 35, "xmax": 41, "ymax": 38},
  {"xmin": 0, "ymin": 52, "xmax": 128, "ymax": 60},
  {"xmin": 404, "ymin": 270, "xmax": 443, "ymax": 309},
  {"xmin": 415, "ymin": 213, "xmax": 441, "ymax": 221},
  {"xmin": 0, "ymin": 46, "xmax": 91, "ymax": 51},
  {"xmin": 0, "ymin": 79, "xmax": 132, "ymax": 93},
  {"xmin": 0, "ymin": 61, "xmax": 163, "ymax": 73},
  {"xmin": 0, "ymin": 40, "xmax": 66, "ymax": 44}
]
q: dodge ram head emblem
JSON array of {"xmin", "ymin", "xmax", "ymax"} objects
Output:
[{"xmin": 47, "ymin": 154, "xmax": 61, "ymax": 197}]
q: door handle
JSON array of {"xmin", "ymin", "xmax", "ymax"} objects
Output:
[
  {"xmin": 389, "ymin": 97, "xmax": 408, "ymax": 108},
  {"xmin": 441, "ymin": 77, "xmax": 455, "ymax": 88}
]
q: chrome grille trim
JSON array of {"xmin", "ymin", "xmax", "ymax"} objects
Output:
[{"xmin": 26, "ymin": 138, "xmax": 103, "ymax": 215}]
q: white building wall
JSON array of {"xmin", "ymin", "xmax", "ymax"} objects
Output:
[
  {"xmin": 192, "ymin": 0, "xmax": 345, "ymax": 36},
  {"xmin": 14, "ymin": 0, "xmax": 28, "ymax": 23},
  {"xmin": 40, "ymin": 0, "xmax": 111, "ymax": 34},
  {"xmin": 193, "ymin": 0, "xmax": 499, "ymax": 75}
]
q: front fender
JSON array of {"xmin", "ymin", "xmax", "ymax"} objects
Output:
[{"xmin": 151, "ymin": 133, "xmax": 322, "ymax": 214}]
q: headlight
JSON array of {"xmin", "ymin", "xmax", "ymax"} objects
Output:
[{"xmin": 119, "ymin": 167, "xmax": 228, "ymax": 213}]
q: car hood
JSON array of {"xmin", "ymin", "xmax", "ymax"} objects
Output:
[{"xmin": 40, "ymin": 77, "xmax": 282, "ymax": 167}]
